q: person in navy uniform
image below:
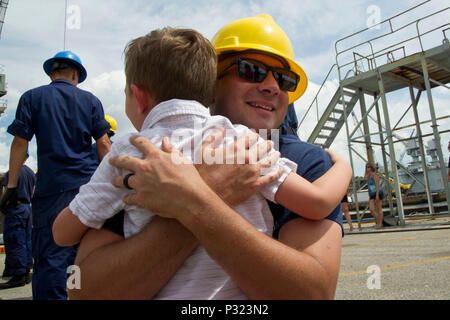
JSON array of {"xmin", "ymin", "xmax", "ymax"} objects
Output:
[
  {"xmin": 91, "ymin": 114, "xmax": 117, "ymax": 165},
  {"xmin": 3, "ymin": 51, "xmax": 111, "ymax": 299},
  {"xmin": 0, "ymin": 153, "xmax": 36, "ymax": 289}
]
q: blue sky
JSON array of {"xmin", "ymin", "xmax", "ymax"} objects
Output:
[{"xmin": 0, "ymin": 0, "xmax": 448, "ymax": 177}]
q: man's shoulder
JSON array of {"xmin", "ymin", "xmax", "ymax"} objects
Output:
[
  {"xmin": 21, "ymin": 84, "xmax": 52, "ymax": 97},
  {"xmin": 74, "ymin": 86, "xmax": 101, "ymax": 102},
  {"xmin": 50, "ymin": 81, "xmax": 99, "ymax": 101},
  {"xmin": 25, "ymin": 82, "xmax": 90, "ymax": 98},
  {"xmin": 279, "ymin": 135, "xmax": 329, "ymax": 162}
]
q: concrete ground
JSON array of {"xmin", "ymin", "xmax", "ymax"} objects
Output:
[
  {"xmin": 336, "ymin": 216, "xmax": 450, "ymax": 299},
  {"xmin": 1, "ymin": 216, "xmax": 449, "ymax": 300},
  {"xmin": 0, "ymin": 261, "xmax": 32, "ymax": 300}
]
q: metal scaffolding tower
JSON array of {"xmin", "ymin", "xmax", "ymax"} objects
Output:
[{"xmin": 299, "ymin": 2, "xmax": 450, "ymax": 227}]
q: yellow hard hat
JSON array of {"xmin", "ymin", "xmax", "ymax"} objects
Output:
[
  {"xmin": 105, "ymin": 115, "xmax": 117, "ymax": 133},
  {"xmin": 212, "ymin": 14, "xmax": 308, "ymax": 103}
]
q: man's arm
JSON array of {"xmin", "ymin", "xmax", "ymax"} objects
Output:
[
  {"xmin": 95, "ymin": 133, "xmax": 111, "ymax": 161},
  {"xmin": 276, "ymin": 218, "xmax": 342, "ymax": 298},
  {"xmin": 131, "ymin": 169, "xmax": 340, "ymax": 299},
  {"xmin": 7, "ymin": 136, "xmax": 29, "ymax": 188},
  {"xmin": 69, "ymin": 216, "xmax": 197, "ymax": 300}
]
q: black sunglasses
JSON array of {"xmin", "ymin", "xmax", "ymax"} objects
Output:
[{"xmin": 220, "ymin": 58, "xmax": 299, "ymax": 92}]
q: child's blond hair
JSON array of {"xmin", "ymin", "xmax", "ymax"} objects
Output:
[{"xmin": 124, "ymin": 27, "xmax": 217, "ymax": 107}]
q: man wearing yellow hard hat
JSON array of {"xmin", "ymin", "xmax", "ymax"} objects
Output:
[
  {"xmin": 104, "ymin": 115, "xmax": 117, "ymax": 139},
  {"xmin": 92, "ymin": 115, "xmax": 117, "ymax": 165},
  {"xmin": 71, "ymin": 15, "xmax": 342, "ymax": 300}
]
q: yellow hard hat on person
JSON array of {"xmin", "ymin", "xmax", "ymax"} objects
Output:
[
  {"xmin": 104, "ymin": 115, "xmax": 117, "ymax": 133},
  {"xmin": 212, "ymin": 14, "xmax": 308, "ymax": 104}
]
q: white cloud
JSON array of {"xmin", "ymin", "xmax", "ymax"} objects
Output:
[{"xmin": 80, "ymin": 70, "xmax": 135, "ymax": 138}]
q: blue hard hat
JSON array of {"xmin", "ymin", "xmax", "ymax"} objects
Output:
[{"xmin": 43, "ymin": 50, "xmax": 87, "ymax": 83}]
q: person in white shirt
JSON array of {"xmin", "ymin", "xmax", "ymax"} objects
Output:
[{"xmin": 53, "ymin": 26, "xmax": 351, "ymax": 299}]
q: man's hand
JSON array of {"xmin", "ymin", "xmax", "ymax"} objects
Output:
[
  {"xmin": 195, "ymin": 129, "xmax": 283, "ymax": 206},
  {"xmin": 110, "ymin": 136, "xmax": 204, "ymax": 218},
  {"xmin": 0, "ymin": 188, "xmax": 19, "ymax": 212}
]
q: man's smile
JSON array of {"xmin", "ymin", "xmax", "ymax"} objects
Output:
[{"xmin": 247, "ymin": 101, "xmax": 275, "ymax": 112}]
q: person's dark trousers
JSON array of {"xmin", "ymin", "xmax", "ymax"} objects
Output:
[
  {"xmin": 31, "ymin": 189, "xmax": 79, "ymax": 300},
  {"xmin": 2, "ymin": 204, "xmax": 33, "ymax": 276}
]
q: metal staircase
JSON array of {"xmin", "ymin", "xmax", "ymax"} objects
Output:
[{"xmin": 307, "ymin": 87, "xmax": 359, "ymax": 148}]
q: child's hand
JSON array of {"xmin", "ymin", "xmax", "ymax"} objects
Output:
[
  {"xmin": 196, "ymin": 129, "xmax": 283, "ymax": 206},
  {"xmin": 324, "ymin": 148, "xmax": 342, "ymax": 164}
]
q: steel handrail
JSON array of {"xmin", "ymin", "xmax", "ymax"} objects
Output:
[
  {"xmin": 335, "ymin": 3, "xmax": 449, "ymax": 81},
  {"xmin": 298, "ymin": 63, "xmax": 337, "ymax": 128}
]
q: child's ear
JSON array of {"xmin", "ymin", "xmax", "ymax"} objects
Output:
[{"xmin": 130, "ymin": 84, "xmax": 151, "ymax": 113}]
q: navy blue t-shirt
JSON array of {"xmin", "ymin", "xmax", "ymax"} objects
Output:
[
  {"xmin": 281, "ymin": 103, "xmax": 298, "ymax": 132},
  {"xmin": 269, "ymin": 134, "xmax": 343, "ymax": 239},
  {"xmin": 2, "ymin": 165, "xmax": 36, "ymax": 203},
  {"xmin": 7, "ymin": 79, "xmax": 110, "ymax": 197}
]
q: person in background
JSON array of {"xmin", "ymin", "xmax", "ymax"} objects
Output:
[
  {"xmin": 341, "ymin": 188, "xmax": 354, "ymax": 232},
  {"xmin": 3, "ymin": 50, "xmax": 111, "ymax": 299},
  {"xmin": 92, "ymin": 114, "xmax": 117, "ymax": 164},
  {"xmin": 0, "ymin": 152, "xmax": 36, "ymax": 289},
  {"xmin": 365, "ymin": 162, "xmax": 384, "ymax": 228},
  {"xmin": 104, "ymin": 115, "xmax": 117, "ymax": 141}
]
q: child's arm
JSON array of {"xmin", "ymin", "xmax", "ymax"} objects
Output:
[
  {"xmin": 275, "ymin": 149, "xmax": 352, "ymax": 220},
  {"xmin": 53, "ymin": 207, "xmax": 90, "ymax": 246}
]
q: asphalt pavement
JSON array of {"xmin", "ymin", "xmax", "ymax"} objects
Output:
[
  {"xmin": 1, "ymin": 216, "xmax": 449, "ymax": 300},
  {"xmin": 336, "ymin": 218, "xmax": 450, "ymax": 300}
]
